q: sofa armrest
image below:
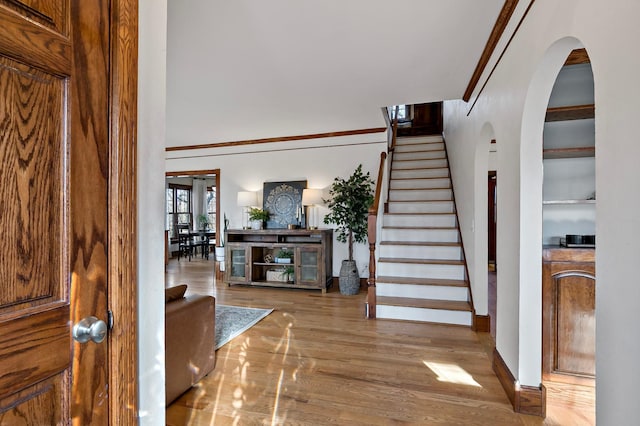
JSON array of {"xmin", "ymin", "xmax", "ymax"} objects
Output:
[{"xmin": 165, "ymin": 294, "xmax": 216, "ymax": 405}]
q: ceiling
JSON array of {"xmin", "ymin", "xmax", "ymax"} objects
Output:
[{"xmin": 166, "ymin": 0, "xmax": 505, "ymax": 147}]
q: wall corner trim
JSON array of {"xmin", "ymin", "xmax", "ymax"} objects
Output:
[{"xmin": 492, "ymin": 348, "xmax": 546, "ymax": 418}]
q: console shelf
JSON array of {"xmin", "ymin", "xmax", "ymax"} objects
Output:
[{"xmin": 224, "ymin": 229, "xmax": 333, "ymax": 293}]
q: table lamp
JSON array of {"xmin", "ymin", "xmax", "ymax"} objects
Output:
[{"xmin": 302, "ymin": 188, "xmax": 323, "ymax": 229}]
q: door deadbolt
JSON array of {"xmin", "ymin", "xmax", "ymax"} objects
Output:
[{"xmin": 72, "ymin": 316, "xmax": 108, "ymax": 343}]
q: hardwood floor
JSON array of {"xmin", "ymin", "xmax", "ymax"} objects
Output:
[{"xmin": 165, "ymin": 258, "xmax": 579, "ymax": 425}]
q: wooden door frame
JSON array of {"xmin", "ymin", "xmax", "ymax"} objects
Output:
[
  {"xmin": 108, "ymin": 0, "xmax": 139, "ymax": 422},
  {"xmin": 166, "ymin": 169, "xmax": 222, "ymax": 258}
]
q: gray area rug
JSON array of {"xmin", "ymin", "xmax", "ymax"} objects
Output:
[{"xmin": 215, "ymin": 305, "xmax": 273, "ymax": 349}]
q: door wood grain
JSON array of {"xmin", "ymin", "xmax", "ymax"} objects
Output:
[{"xmin": 0, "ymin": 0, "xmax": 138, "ymax": 423}]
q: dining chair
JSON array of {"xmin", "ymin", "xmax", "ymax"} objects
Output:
[{"xmin": 177, "ymin": 224, "xmax": 194, "ymax": 261}]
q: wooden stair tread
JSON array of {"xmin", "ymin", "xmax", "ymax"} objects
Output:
[
  {"xmin": 394, "ymin": 157, "xmax": 446, "ymax": 162},
  {"xmin": 389, "ymin": 186, "xmax": 451, "ymax": 191},
  {"xmin": 382, "ymin": 226, "xmax": 457, "ymax": 230},
  {"xmin": 378, "ymin": 257, "xmax": 464, "ymax": 265},
  {"xmin": 391, "ymin": 166, "xmax": 449, "ymax": 171},
  {"xmin": 394, "ymin": 147, "xmax": 443, "ymax": 152},
  {"xmin": 376, "ymin": 296, "xmax": 471, "ymax": 312},
  {"xmin": 394, "ymin": 149, "xmax": 446, "ymax": 156},
  {"xmin": 389, "ymin": 199, "xmax": 453, "ymax": 203},
  {"xmin": 380, "ymin": 241, "xmax": 461, "ymax": 247},
  {"xmin": 390, "ymin": 177, "xmax": 450, "ymax": 181},
  {"xmin": 376, "ymin": 276, "xmax": 468, "ymax": 287},
  {"xmin": 395, "ymin": 142, "xmax": 444, "ymax": 146},
  {"xmin": 395, "ymin": 140, "xmax": 443, "ymax": 145},
  {"xmin": 384, "ymin": 212, "xmax": 455, "ymax": 216},
  {"xmin": 387, "ymin": 199, "xmax": 454, "ymax": 203}
]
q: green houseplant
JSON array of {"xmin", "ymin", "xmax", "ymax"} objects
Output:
[
  {"xmin": 281, "ymin": 265, "xmax": 295, "ymax": 283},
  {"xmin": 275, "ymin": 248, "xmax": 293, "ymax": 264},
  {"xmin": 197, "ymin": 214, "xmax": 209, "ymax": 230},
  {"xmin": 248, "ymin": 207, "xmax": 270, "ymax": 230},
  {"xmin": 323, "ymin": 164, "xmax": 374, "ymax": 295}
]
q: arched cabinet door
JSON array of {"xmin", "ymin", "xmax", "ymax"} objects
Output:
[{"xmin": 542, "ymin": 247, "xmax": 595, "ymax": 386}]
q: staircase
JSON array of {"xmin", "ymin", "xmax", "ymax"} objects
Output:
[{"xmin": 374, "ymin": 135, "xmax": 473, "ymax": 326}]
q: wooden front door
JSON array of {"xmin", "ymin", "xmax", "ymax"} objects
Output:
[{"xmin": 0, "ymin": 1, "xmax": 137, "ymax": 423}]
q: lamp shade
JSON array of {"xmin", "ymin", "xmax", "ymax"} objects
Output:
[
  {"xmin": 237, "ymin": 191, "xmax": 257, "ymax": 207},
  {"xmin": 302, "ymin": 188, "xmax": 323, "ymax": 206}
]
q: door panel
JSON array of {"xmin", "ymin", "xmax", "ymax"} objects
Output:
[
  {"xmin": 0, "ymin": 57, "xmax": 65, "ymax": 312},
  {"xmin": 542, "ymin": 251, "xmax": 596, "ymax": 386},
  {"xmin": 0, "ymin": 0, "xmax": 68, "ymax": 34},
  {"xmin": 0, "ymin": 0, "xmax": 110, "ymax": 423}
]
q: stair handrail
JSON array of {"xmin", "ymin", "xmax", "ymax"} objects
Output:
[
  {"xmin": 384, "ymin": 105, "xmax": 400, "ymax": 206},
  {"xmin": 390, "ymin": 104, "xmax": 399, "ymax": 152},
  {"xmin": 367, "ymin": 151, "xmax": 387, "ymax": 319}
]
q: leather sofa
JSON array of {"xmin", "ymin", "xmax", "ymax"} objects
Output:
[{"xmin": 165, "ymin": 285, "xmax": 216, "ymax": 405}]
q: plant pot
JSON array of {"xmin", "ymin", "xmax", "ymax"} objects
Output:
[
  {"xmin": 251, "ymin": 220, "xmax": 263, "ymax": 230},
  {"xmin": 339, "ymin": 260, "xmax": 360, "ymax": 295},
  {"xmin": 214, "ymin": 246, "xmax": 225, "ymax": 262}
]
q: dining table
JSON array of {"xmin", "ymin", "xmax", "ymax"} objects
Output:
[{"xmin": 189, "ymin": 229, "xmax": 216, "ymax": 259}]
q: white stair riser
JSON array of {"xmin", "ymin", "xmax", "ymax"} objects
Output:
[
  {"xmin": 377, "ymin": 262, "xmax": 465, "ymax": 280},
  {"xmin": 383, "ymin": 214, "xmax": 457, "ymax": 227},
  {"xmin": 391, "ymin": 168, "xmax": 449, "ymax": 179},
  {"xmin": 379, "ymin": 244, "xmax": 462, "ymax": 260},
  {"xmin": 387, "ymin": 201, "xmax": 455, "ymax": 214},
  {"xmin": 394, "ymin": 143, "xmax": 445, "ymax": 154},
  {"xmin": 376, "ymin": 305, "xmax": 472, "ymax": 326},
  {"xmin": 376, "ymin": 282, "xmax": 468, "ymax": 301},
  {"xmin": 394, "ymin": 150, "xmax": 445, "ymax": 161},
  {"xmin": 381, "ymin": 228, "xmax": 459, "ymax": 242},
  {"xmin": 396, "ymin": 135, "xmax": 444, "ymax": 145},
  {"xmin": 393, "ymin": 158, "xmax": 448, "ymax": 170},
  {"xmin": 389, "ymin": 188, "xmax": 452, "ymax": 201},
  {"xmin": 390, "ymin": 178, "xmax": 451, "ymax": 190}
]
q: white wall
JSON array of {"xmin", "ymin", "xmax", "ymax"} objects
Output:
[
  {"xmin": 137, "ymin": 1, "xmax": 167, "ymax": 424},
  {"xmin": 444, "ymin": 1, "xmax": 640, "ymax": 423},
  {"xmin": 166, "ymin": 133, "xmax": 387, "ymax": 276}
]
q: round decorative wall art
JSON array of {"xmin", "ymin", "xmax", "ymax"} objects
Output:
[{"xmin": 263, "ymin": 180, "xmax": 307, "ymax": 228}]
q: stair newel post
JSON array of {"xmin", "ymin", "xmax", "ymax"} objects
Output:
[
  {"xmin": 367, "ymin": 151, "xmax": 387, "ymax": 319},
  {"xmin": 367, "ymin": 211, "xmax": 377, "ymax": 319}
]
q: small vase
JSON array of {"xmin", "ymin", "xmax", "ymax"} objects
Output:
[
  {"xmin": 251, "ymin": 220, "xmax": 263, "ymax": 230},
  {"xmin": 214, "ymin": 246, "xmax": 225, "ymax": 261}
]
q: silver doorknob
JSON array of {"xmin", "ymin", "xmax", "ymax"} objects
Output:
[{"xmin": 72, "ymin": 316, "xmax": 108, "ymax": 343}]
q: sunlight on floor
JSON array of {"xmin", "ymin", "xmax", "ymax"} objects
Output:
[
  {"xmin": 423, "ymin": 361, "xmax": 482, "ymax": 387},
  {"xmin": 209, "ymin": 313, "xmax": 300, "ymax": 426}
]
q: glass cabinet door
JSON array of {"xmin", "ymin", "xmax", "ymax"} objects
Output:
[
  {"xmin": 296, "ymin": 246, "xmax": 322, "ymax": 286},
  {"xmin": 227, "ymin": 244, "xmax": 249, "ymax": 283}
]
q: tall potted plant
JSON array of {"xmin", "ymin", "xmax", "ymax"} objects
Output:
[
  {"xmin": 323, "ymin": 164, "xmax": 374, "ymax": 295},
  {"xmin": 215, "ymin": 213, "xmax": 229, "ymax": 270}
]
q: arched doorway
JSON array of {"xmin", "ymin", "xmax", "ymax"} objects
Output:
[
  {"xmin": 520, "ymin": 37, "xmax": 595, "ymax": 423},
  {"xmin": 473, "ymin": 122, "xmax": 497, "ymax": 337},
  {"xmin": 541, "ymin": 48, "xmax": 596, "ymax": 422}
]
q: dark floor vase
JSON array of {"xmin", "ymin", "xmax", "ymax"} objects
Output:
[{"xmin": 339, "ymin": 260, "xmax": 360, "ymax": 295}]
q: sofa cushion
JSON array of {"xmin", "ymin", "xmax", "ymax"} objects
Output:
[{"xmin": 165, "ymin": 284, "xmax": 188, "ymax": 303}]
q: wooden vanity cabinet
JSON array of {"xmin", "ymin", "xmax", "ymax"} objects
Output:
[
  {"xmin": 224, "ymin": 229, "xmax": 333, "ymax": 293},
  {"xmin": 542, "ymin": 247, "xmax": 595, "ymax": 386}
]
